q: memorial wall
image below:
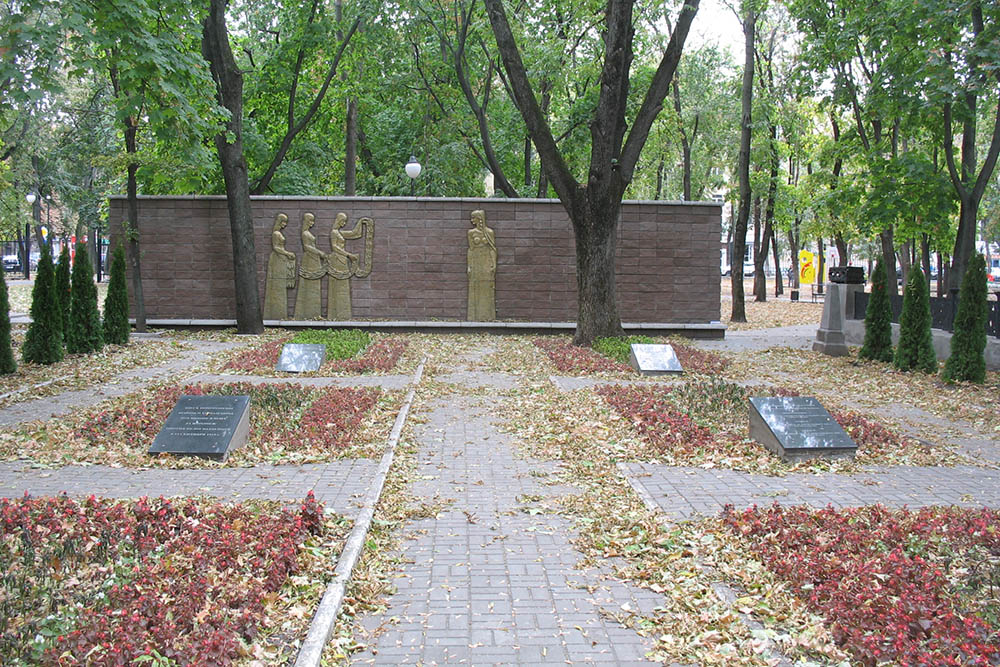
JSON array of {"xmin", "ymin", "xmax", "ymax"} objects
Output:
[{"xmin": 108, "ymin": 196, "xmax": 721, "ymax": 325}]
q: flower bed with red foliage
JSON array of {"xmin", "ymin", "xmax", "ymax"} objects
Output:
[
  {"xmin": 721, "ymin": 504, "xmax": 1000, "ymax": 666},
  {"xmin": 533, "ymin": 337, "xmax": 729, "ymax": 375},
  {"xmin": 1, "ymin": 492, "xmax": 334, "ymax": 664},
  {"xmin": 596, "ymin": 380, "xmax": 945, "ymax": 469},
  {"xmin": 222, "ymin": 336, "xmax": 408, "ymax": 375},
  {"xmin": 65, "ymin": 382, "xmax": 380, "ymax": 465},
  {"xmin": 533, "ymin": 338, "xmax": 629, "ymax": 373}
]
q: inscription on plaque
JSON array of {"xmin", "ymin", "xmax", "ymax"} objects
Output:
[
  {"xmin": 277, "ymin": 343, "xmax": 327, "ymax": 373},
  {"xmin": 629, "ymin": 344, "xmax": 683, "ymax": 376},
  {"xmin": 749, "ymin": 396, "xmax": 856, "ymax": 462},
  {"xmin": 148, "ymin": 395, "xmax": 251, "ymax": 461}
]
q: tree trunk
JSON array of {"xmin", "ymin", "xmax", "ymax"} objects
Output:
[
  {"xmin": 572, "ymin": 197, "xmax": 624, "ymax": 345},
  {"xmin": 524, "ymin": 135, "xmax": 532, "ymax": 188},
  {"xmin": 787, "ymin": 222, "xmax": 800, "ymax": 289},
  {"xmin": 345, "ymin": 97, "xmax": 358, "ymax": 195},
  {"xmin": 124, "ymin": 120, "xmax": 147, "ymax": 332},
  {"xmin": 898, "ymin": 240, "xmax": 911, "ymax": 288},
  {"xmin": 730, "ymin": 2, "xmax": 754, "ymax": 324},
  {"xmin": 936, "ymin": 252, "xmax": 945, "ymax": 297},
  {"xmin": 771, "ymin": 229, "xmax": 781, "ymax": 296},
  {"xmin": 203, "ymin": 0, "xmax": 263, "ymax": 334},
  {"xmin": 879, "ymin": 227, "xmax": 897, "ymax": 296},
  {"xmin": 920, "ymin": 233, "xmax": 931, "ymax": 290},
  {"xmin": 834, "ymin": 233, "xmax": 848, "ymax": 266}
]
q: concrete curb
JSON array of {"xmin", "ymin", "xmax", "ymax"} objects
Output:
[{"xmin": 293, "ymin": 357, "xmax": 425, "ymax": 666}]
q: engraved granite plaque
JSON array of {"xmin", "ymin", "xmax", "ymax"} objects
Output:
[
  {"xmin": 749, "ymin": 396, "xmax": 856, "ymax": 462},
  {"xmin": 629, "ymin": 344, "xmax": 683, "ymax": 376},
  {"xmin": 148, "ymin": 395, "xmax": 251, "ymax": 461},
  {"xmin": 277, "ymin": 343, "xmax": 326, "ymax": 372}
]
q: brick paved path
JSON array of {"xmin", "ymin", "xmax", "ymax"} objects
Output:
[
  {"xmin": 0, "ymin": 460, "xmax": 378, "ymax": 517},
  {"xmin": 621, "ymin": 463, "xmax": 1000, "ymax": 520},
  {"xmin": 352, "ymin": 368, "xmax": 661, "ymax": 665},
  {"xmin": 0, "ymin": 339, "xmax": 239, "ymax": 426}
]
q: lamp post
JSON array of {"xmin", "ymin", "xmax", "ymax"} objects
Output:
[
  {"xmin": 405, "ymin": 155, "xmax": 421, "ymax": 196},
  {"xmin": 24, "ymin": 192, "xmax": 37, "ymax": 280}
]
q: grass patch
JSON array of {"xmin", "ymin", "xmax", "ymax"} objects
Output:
[
  {"xmin": 291, "ymin": 328, "xmax": 370, "ymax": 360},
  {"xmin": 592, "ymin": 335, "xmax": 654, "ymax": 364}
]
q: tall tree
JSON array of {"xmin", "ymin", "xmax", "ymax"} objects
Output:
[
  {"xmin": 66, "ymin": 242, "xmax": 103, "ymax": 354},
  {"xmin": 202, "ymin": 0, "xmax": 263, "ymax": 334},
  {"xmin": 484, "ymin": 0, "xmax": 700, "ymax": 344},
  {"xmin": 730, "ymin": 0, "xmax": 757, "ymax": 323}
]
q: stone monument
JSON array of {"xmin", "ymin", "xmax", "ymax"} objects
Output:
[
  {"xmin": 327, "ymin": 213, "xmax": 374, "ymax": 320},
  {"xmin": 148, "ymin": 394, "xmax": 251, "ymax": 461},
  {"xmin": 467, "ymin": 209, "xmax": 496, "ymax": 321},
  {"xmin": 262, "ymin": 213, "xmax": 297, "ymax": 320},
  {"xmin": 749, "ymin": 396, "xmax": 857, "ymax": 462},
  {"xmin": 629, "ymin": 343, "xmax": 683, "ymax": 375},
  {"xmin": 813, "ymin": 282, "xmax": 850, "ymax": 356},
  {"xmin": 293, "ymin": 212, "xmax": 327, "ymax": 320}
]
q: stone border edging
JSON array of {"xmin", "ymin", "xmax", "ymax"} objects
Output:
[{"xmin": 293, "ymin": 357, "xmax": 426, "ymax": 666}]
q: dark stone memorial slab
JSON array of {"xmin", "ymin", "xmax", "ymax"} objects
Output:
[
  {"xmin": 277, "ymin": 343, "xmax": 327, "ymax": 373},
  {"xmin": 629, "ymin": 343, "xmax": 683, "ymax": 376},
  {"xmin": 749, "ymin": 396, "xmax": 857, "ymax": 462},
  {"xmin": 148, "ymin": 395, "xmax": 251, "ymax": 461}
]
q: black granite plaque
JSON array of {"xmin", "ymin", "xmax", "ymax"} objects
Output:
[
  {"xmin": 277, "ymin": 343, "xmax": 327, "ymax": 373},
  {"xmin": 629, "ymin": 343, "xmax": 683, "ymax": 376},
  {"xmin": 148, "ymin": 395, "xmax": 251, "ymax": 461},
  {"xmin": 749, "ymin": 396, "xmax": 857, "ymax": 462}
]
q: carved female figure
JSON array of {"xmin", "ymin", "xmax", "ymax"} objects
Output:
[
  {"xmin": 293, "ymin": 212, "xmax": 327, "ymax": 320},
  {"xmin": 262, "ymin": 213, "xmax": 297, "ymax": 320},
  {"xmin": 327, "ymin": 212, "xmax": 362, "ymax": 320},
  {"xmin": 467, "ymin": 209, "xmax": 496, "ymax": 321}
]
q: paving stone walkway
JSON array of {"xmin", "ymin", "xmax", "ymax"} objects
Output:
[
  {"xmin": 0, "ymin": 460, "xmax": 377, "ymax": 517},
  {"xmin": 353, "ymin": 360, "xmax": 661, "ymax": 665},
  {"xmin": 0, "ymin": 339, "xmax": 240, "ymax": 426},
  {"xmin": 621, "ymin": 463, "xmax": 1000, "ymax": 520}
]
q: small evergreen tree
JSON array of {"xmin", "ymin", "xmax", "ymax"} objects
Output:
[
  {"xmin": 66, "ymin": 243, "xmax": 104, "ymax": 354},
  {"xmin": 22, "ymin": 241, "xmax": 64, "ymax": 364},
  {"xmin": 0, "ymin": 271, "xmax": 16, "ymax": 374},
  {"xmin": 54, "ymin": 244, "xmax": 71, "ymax": 336},
  {"xmin": 942, "ymin": 253, "xmax": 988, "ymax": 383},
  {"xmin": 102, "ymin": 245, "xmax": 130, "ymax": 345},
  {"xmin": 894, "ymin": 267, "xmax": 937, "ymax": 373},
  {"xmin": 858, "ymin": 259, "xmax": 894, "ymax": 362}
]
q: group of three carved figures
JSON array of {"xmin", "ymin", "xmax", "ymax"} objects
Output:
[{"xmin": 262, "ymin": 210, "xmax": 496, "ymax": 321}]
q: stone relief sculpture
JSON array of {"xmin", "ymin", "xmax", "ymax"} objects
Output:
[
  {"xmin": 262, "ymin": 213, "xmax": 297, "ymax": 320},
  {"xmin": 293, "ymin": 212, "xmax": 328, "ymax": 320},
  {"xmin": 327, "ymin": 213, "xmax": 374, "ymax": 320},
  {"xmin": 467, "ymin": 209, "xmax": 496, "ymax": 321}
]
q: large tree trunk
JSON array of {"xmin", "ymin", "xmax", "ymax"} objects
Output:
[
  {"xmin": 124, "ymin": 121, "xmax": 147, "ymax": 332},
  {"xmin": 787, "ymin": 223, "xmax": 800, "ymax": 289},
  {"xmin": 834, "ymin": 233, "xmax": 848, "ymax": 266},
  {"xmin": 730, "ymin": 2, "xmax": 754, "ymax": 323},
  {"xmin": 203, "ymin": 0, "xmax": 263, "ymax": 334},
  {"xmin": 771, "ymin": 227, "xmax": 781, "ymax": 296},
  {"xmin": 573, "ymin": 196, "xmax": 625, "ymax": 344}
]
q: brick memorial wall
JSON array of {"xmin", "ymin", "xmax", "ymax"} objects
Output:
[{"xmin": 108, "ymin": 196, "xmax": 721, "ymax": 324}]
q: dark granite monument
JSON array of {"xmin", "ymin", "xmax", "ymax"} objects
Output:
[
  {"xmin": 277, "ymin": 343, "xmax": 327, "ymax": 372},
  {"xmin": 629, "ymin": 343, "xmax": 683, "ymax": 376},
  {"xmin": 749, "ymin": 396, "xmax": 857, "ymax": 462},
  {"xmin": 148, "ymin": 395, "xmax": 251, "ymax": 461}
]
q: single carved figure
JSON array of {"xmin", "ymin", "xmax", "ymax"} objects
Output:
[
  {"xmin": 467, "ymin": 209, "xmax": 496, "ymax": 321},
  {"xmin": 293, "ymin": 212, "xmax": 327, "ymax": 320},
  {"xmin": 327, "ymin": 212, "xmax": 363, "ymax": 320},
  {"xmin": 262, "ymin": 213, "xmax": 297, "ymax": 320}
]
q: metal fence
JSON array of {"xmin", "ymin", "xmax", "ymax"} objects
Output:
[{"xmin": 852, "ymin": 291, "xmax": 1000, "ymax": 338}]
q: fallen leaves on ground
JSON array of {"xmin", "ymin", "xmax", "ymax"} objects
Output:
[
  {"xmin": 1, "ymin": 492, "xmax": 349, "ymax": 665},
  {"xmin": 3, "ymin": 381, "xmax": 399, "ymax": 467}
]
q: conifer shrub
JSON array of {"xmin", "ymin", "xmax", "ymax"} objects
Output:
[
  {"xmin": 942, "ymin": 254, "xmax": 988, "ymax": 383},
  {"xmin": 858, "ymin": 260, "xmax": 894, "ymax": 362},
  {"xmin": 0, "ymin": 272, "xmax": 15, "ymax": 374},
  {"xmin": 102, "ymin": 245, "xmax": 130, "ymax": 345},
  {"xmin": 66, "ymin": 243, "xmax": 103, "ymax": 354},
  {"xmin": 893, "ymin": 267, "xmax": 936, "ymax": 373},
  {"xmin": 22, "ymin": 242, "xmax": 63, "ymax": 364}
]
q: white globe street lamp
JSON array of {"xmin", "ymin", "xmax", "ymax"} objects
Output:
[
  {"xmin": 405, "ymin": 155, "xmax": 421, "ymax": 196},
  {"xmin": 25, "ymin": 192, "xmax": 36, "ymax": 205}
]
